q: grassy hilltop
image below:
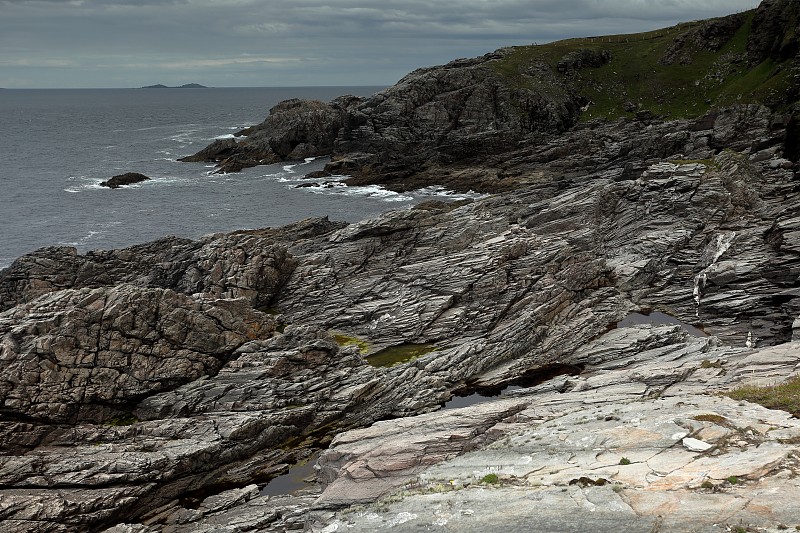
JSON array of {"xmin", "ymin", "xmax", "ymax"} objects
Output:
[{"xmin": 491, "ymin": 7, "xmax": 798, "ymax": 121}]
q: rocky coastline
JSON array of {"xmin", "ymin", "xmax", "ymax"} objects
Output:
[{"xmin": 3, "ymin": 1, "xmax": 800, "ymax": 531}]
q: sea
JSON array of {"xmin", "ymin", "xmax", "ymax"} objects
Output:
[{"xmin": 0, "ymin": 87, "xmax": 480, "ymax": 269}]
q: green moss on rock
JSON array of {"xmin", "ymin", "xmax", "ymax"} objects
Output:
[{"xmin": 367, "ymin": 343, "xmax": 438, "ymax": 368}]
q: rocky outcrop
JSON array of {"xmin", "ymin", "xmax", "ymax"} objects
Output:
[
  {"xmin": 660, "ymin": 13, "xmax": 748, "ymax": 65},
  {"xmin": 99, "ymin": 173, "xmax": 150, "ymax": 189},
  {"xmin": 180, "ymin": 1, "xmax": 800, "ymax": 193},
  {"xmin": 747, "ymin": 0, "xmax": 800, "ymax": 64},
  {"xmin": 0, "ymin": 285, "xmax": 273, "ymax": 425},
  {"xmin": 179, "ymin": 97, "xmax": 361, "ymax": 173},
  {"xmin": 0, "ymin": 216, "xmax": 348, "ymax": 312},
  {"xmin": 4, "ymin": 95, "xmax": 800, "ymax": 530},
  {"xmin": 182, "ymin": 51, "xmax": 582, "ymax": 183}
]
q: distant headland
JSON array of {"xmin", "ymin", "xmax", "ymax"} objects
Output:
[{"xmin": 140, "ymin": 83, "xmax": 208, "ymax": 89}]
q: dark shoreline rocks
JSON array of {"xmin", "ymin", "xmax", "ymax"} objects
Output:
[
  {"xmin": 99, "ymin": 172, "xmax": 151, "ymax": 189},
  {"xmin": 178, "ymin": 98, "xmax": 357, "ymax": 172}
]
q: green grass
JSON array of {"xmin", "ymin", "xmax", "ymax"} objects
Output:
[
  {"xmin": 481, "ymin": 473, "xmax": 500, "ymax": 484},
  {"xmin": 619, "ymin": 457, "xmax": 631, "ymax": 465},
  {"xmin": 726, "ymin": 375, "xmax": 800, "ymax": 418},
  {"xmin": 487, "ymin": 10, "xmax": 795, "ymax": 122},
  {"xmin": 366, "ymin": 343, "xmax": 438, "ymax": 368}
]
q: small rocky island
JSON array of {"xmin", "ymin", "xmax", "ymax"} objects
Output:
[
  {"xmin": 3, "ymin": 1, "xmax": 800, "ymax": 531},
  {"xmin": 141, "ymin": 83, "xmax": 208, "ymax": 89},
  {"xmin": 99, "ymin": 172, "xmax": 151, "ymax": 189}
]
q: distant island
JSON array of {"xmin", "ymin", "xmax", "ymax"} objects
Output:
[{"xmin": 141, "ymin": 83, "xmax": 208, "ymax": 89}]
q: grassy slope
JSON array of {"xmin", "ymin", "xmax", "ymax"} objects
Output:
[
  {"xmin": 490, "ymin": 10, "xmax": 794, "ymax": 121},
  {"xmin": 727, "ymin": 375, "xmax": 800, "ymax": 418}
]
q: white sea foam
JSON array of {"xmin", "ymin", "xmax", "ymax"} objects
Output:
[
  {"xmin": 63, "ymin": 175, "xmax": 105, "ymax": 193},
  {"xmin": 415, "ymin": 185, "xmax": 488, "ymax": 200},
  {"xmin": 213, "ymin": 133, "xmax": 236, "ymax": 140},
  {"xmin": 150, "ymin": 175, "xmax": 193, "ymax": 185},
  {"xmin": 169, "ymin": 129, "xmax": 200, "ymax": 147},
  {"xmin": 58, "ymin": 230, "xmax": 102, "ymax": 247},
  {"xmin": 301, "ymin": 182, "xmax": 413, "ymax": 202}
]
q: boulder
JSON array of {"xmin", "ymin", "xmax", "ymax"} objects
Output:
[{"xmin": 99, "ymin": 172, "xmax": 150, "ymax": 189}]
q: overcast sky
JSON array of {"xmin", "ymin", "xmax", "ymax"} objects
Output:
[{"xmin": 0, "ymin": 0, "xmax": 762, "ymax": 89}]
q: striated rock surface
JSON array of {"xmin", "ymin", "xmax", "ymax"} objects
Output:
[
  {"xmin": 0, "ymin": 215, "xmax": 348, "ymax": 313},
  {"xmin": 308, "ymin": 330, "xmax": 800, "ymax": 533},
  {"xmin": 0, "ymin": 285, "xmax": 273, "ymax": 425},
  {"xmin": 4, "ymin": 120, "xmax": 800, "ymax": 530}
]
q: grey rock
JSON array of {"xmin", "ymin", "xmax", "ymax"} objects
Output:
[
  {"xmin": 3, "ymin": 132, "xmax": 800, "ymax": 531},
  {"xmin": 0, "ymin": 285, "xmax": 274, "ymax": 424},
  {"xmin": 682, "ymin": 437, "xmax": 714, "ymax": 452},
  {"xmin": 309, "ymin": 332, "xmax": 800, "ymax": 533},
  {"xmin": 180, "ymin": 98, "xmax": 361, "ymax": 173},
  {"xmin": 660, "ymin": 13, "xmax": 748, "ymax": 66},
  {"xmin": 183, "ymin": 50, "xmax": 582, "ymax": 187},
  {"xmin": 747, "ymin": 0, "xmax": 800, "ymax": 65},
  {"xmin": 0, "ymin": 216, "xmax": 346, "ymax": 312}
]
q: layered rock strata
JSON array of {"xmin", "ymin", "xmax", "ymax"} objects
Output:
[
  {"xmin": 3, "ymin": 118, "xmax": 800, "ymax": 530},
  {"xmin": 308, "ymin": 332, "xmax": 800, "ymax": 533}
]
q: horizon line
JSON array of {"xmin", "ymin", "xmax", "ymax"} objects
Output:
[{"xmin": 0, "ymin": 84, "xmax": 391, "ymax": 90}]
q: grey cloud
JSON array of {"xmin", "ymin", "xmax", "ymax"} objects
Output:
[{"xmin": 0, "ymin": 0, "xmax": 762, "ymax": 88}]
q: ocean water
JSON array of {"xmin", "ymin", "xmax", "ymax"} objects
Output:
[{"xmin": 0, "ymin": 87, "xmax": 481, "ymax": 269}]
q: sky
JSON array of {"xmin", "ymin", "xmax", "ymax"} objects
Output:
[{"xmin": 0, "ymin": 0, "xmax": 762, "ymax": 89}]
